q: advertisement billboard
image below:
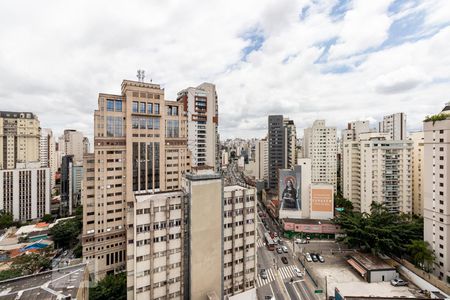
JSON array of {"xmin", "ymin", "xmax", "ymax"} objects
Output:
[
  {"xmin": 311, "ymin": 187, "xmax": 333, "ymax": 212},
  {"xmin": 279, "ymin": 168, "xmax": 301, "ymax": 211}
]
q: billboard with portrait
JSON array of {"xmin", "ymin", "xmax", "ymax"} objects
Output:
[{"xmin": 279, "ymin": 168, "xmax": 301, "ymax": 212}]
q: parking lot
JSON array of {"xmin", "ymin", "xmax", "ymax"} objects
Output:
[{"xmin": 299, "ymin": 250, "xmax": 424, "ymax": 298}]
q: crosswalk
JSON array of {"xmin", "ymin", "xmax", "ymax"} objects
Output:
[
  {"xmin": 256, "ymin": 265, "xmax": 303, "ymax": 287},
  {"xmin": 257, "ymin": 239, "xmax": 265, "ymax": 248}
]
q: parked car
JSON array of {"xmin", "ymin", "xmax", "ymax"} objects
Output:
[
  {"xmin": 317, "ymin": 254, "xmax": 325, "ymax": 263},
  {"xmin": 281, "ymin": 257, "xmax": 288, "ymax": 264},
  {"xmin": 311, "ymin": 253, "xmax": 318, "ymax": 262},
  {"xmin": 305, "ymin": 253, "xmax": 312, "ymax": 262},
  {"xmin": 294, "ymin": 267, "xmax": 303, "ymax": 277},
  {"xmin": 260, "ymin": 269, "xmax": 268, "ymax": 279},
  {"xmin": 296, "ymin": 238, "xmax": 307, "ymax": 244},
  {"xmin": 273, "ymin": 232, "xmax": 278, "ymax": 237},
  {"xmin": 391, "ymin": 278, "xmax": 408, "ymax": 286},
  {"xmin": 282, "ymin": 246, "xmax": 288, "ymax": 253},
  {"xmin": 276, "ymin": 247, "xmax": 283, "ymax": 254}
]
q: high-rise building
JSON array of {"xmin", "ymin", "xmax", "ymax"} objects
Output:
[
  {"xmin": 254, "ymin": 138, "xmax": 268, "ymax": 181},
  {"xmin": 177, "ymin": 83, "xmax": 219, "ymax": 171},
  {"xmin": 410, "ymin": 131, "xmax": 424, "ymax": 216},
  {"xmin": 82, "ymin": 80, "xmax": 191, "ymax": 288},
  {"xmin": 423, "ymin": 103, "xmax": 450, "ymax": 282},
  {"xmin": 343, "ymin": 132, "xmax": 412, "ymax": 213},
  {"xmin": 341, "ymin": 120, "xmax": 370, "ymax": 142},
  {"xmin": 379, "ymin": 112, "xmax": 406, "ymax": 140},
  {"xmin": 0, "ymin": 111, "xmax": 40, "ymax": 170},
  {"xmin": 0, "ymin": 162, "xmax": 50, "ymax": 221},
  {"xmin": 268, "ymin": 115, "xmax": 285, "ymax": 190},
  {"xmin": 267, "ymin": 115, "xmax": 297, "ymax": 190},
  {"xmin": 61, "ymin": 129, "xmax": 85, "ymax": 163},
  {"xmin": 303, "ymin": 120, "xmax": 337, "ymax": 190},
  {"xmin": 40, "ymin": 128, "xmax": 57, "ymax": 189},
  {"xmin": 83, "ymin": 137, "xmax": 90, "ymax": 154},
  {"xmin": 60, "ymin": 155, "xmax": 83, "ymax": 216}
]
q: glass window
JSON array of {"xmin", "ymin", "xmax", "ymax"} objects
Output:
[
  {"xmin": 115, "ymin": 100, "xmax": 122, "ymax": 112},
  {"xmin": 147, "ymin": 117, "xmax": 153, "ymax": 129},
  {"xmin": 140, "ymin": 102, "xmax": 146, "ymax": 113},
  {"xmin": 140, "ymin": 117, "xmax": 147, "ymax": 129},
  {"xmin": 154, "ymin": 118, "xmax": 160, "ymax": 130},
  {"xmin": 148, "ymin": 103, "xmax": 153, "ymax": 114},
  {"xmin": 132, "ymin": 116, "xmax": 139, "ymax": 129},
  {"xmin": 154, "ymin": 104, "xmax": 160, "ymax": 114},
  {"xmin": 132, "ymin": 101, "xmax": 138, "ymax": 113},
  {"xmin": 107, "ymin": 100, "xmax": 114, "ymax": 111}
]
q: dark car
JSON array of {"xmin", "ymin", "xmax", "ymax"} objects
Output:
[
  {"xmin": 281, "ymin": 256, "xmax": 288, "ymax": 264},
  {"xmin": 276, "ymin": 247, "xmax": 283, "ymax": 254},
  {"xmin": 311, "ymin": 253, "xmax": 318, "ymax": 262}
]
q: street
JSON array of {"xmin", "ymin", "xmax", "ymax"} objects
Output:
[{"xmin": 256, "ymin": 206, "xmax": 318, "ymax": 300}]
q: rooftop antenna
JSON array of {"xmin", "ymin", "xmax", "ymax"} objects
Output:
[{"xmin": 136, "ymin": 69, "xmax": 145, "ymax": 82}]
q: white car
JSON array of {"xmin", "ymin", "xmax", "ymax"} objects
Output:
[
  {"xmin": 282, "ymin": 246, "xmax": 288, "ymax": 253},
  {"xmin": 293, "ymin": 267, "xmax": 303, "ymax": 277},
  {"xmin": 305, "ymin": 253, "xmax": 312, "ymax": 262}
]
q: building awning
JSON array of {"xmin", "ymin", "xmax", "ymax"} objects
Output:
[{"xmin": 347, "ymin": 258, "xmax": 367, "ymax": 277}]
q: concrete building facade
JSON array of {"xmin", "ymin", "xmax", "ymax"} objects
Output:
[
  {"xmin": 0, "ymin": 162, "xmax": 50, "ymax": 221},
  {"xmin": 410, "ymin": 131, "xmax": 424, "ymax": 216},
  {"xmin": 61, "ymin": 129, "xmax": 85, "ymax": 163},
  {"xmin": 0, "ymin": 111, "xmax": 40, "ymax": 170},
  {"xmin": 343, "ymin": 132, "xmax": 412, "ymax": 214},
  {"xmin": 177, "ymin": 83, "xmax": 219, "ymax": 172},
  {"xmin": 303, "ymin": 120, "xmax": 337, "ymax": 190},
  {"xmin": 423, "ymin": 103, "xmax": 450, "ymax": 282},
  {"xmin": 40, "ymin": 128, "xmax": 57, "ymax": 189},
  {"xmin": 379, "ymin": 112, "xmax": 407, "ymax": 141}
]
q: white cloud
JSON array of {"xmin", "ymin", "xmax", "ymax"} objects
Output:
[{"xmin": 0, "ymin": 0, "xmax": 449, "ymax": 140}]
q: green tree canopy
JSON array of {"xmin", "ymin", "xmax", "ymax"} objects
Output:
[
  {"xmin": 49, "ymin": 218, "xmax": 81, "ymax": 249},
  {"xmin": 0, "ymin": 211, "xmax": 14, "ymax": 230},
  {"xmin": 406, "ymin": 240, "xmax": 435, "ymax": 272},
  {"xmin": 90, "ymin": 273, "xmax": 126, "ymax": 300}
]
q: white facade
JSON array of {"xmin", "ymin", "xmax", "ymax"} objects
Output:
[
  {"xmin": 61, "ymin": 129, "xmax": 84, "ymax": 163},
  {"xmin": 0, "ymin": 163, "xmax": 51, "ymax": 221},
  {"xmin": 40, "ymin": 128, "xmax": 57, "ymax": 189},
  {"xmin": 255, "ymin": 138, "xmax": 268, "ymax": 180},
  {"xmin": 343, "ymin": 132, "xmax": 412, "ymax": 214},
  {"xmin": 410, "ymin": 131, "xmax": 424, "ymax": 216},
  {"xmin": 423, "ymin": 103, "xmax": 450, "ymax": 282},
  {"xmin": 303, "ymin": 120, "xmax": 337, "ymax": 189},
  {"xmin": 379, "ymin": 112, "xmax": 406, "ymax": 140},
  {"xmin": 341, "ymin": 120, "xmax": 370, "ymax": 142},
  {"xmin": 223, "ymin": 185, "xmax": 257, "ymax": 296},
  {"xmin": 177, "ymin": 83, "xmax": 219, "ymax": 171}
]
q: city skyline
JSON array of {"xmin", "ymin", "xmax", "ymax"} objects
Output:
[{"xmin": 1, "ymin": 1, "xmax": 450, "ymax": 139}]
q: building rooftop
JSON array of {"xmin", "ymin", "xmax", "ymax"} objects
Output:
[
  {"xmin": 0, "ymin": 264, "xmax": 87, "ymax": 300},
  {"xmin": 349, "ymin": 252, "xmax": 394, "ymax": 271},
  {"xmin": 0, "ymin": 111, "xmax": 36, "ymax": 119}
]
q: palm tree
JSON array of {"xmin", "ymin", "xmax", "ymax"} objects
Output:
[{"xmin": 406, "ymin": 240, "xmax": 435, "ymax": 272}]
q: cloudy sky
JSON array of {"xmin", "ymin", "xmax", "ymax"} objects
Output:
[{"xmin": 1, "ymin": 0, "xmax": 449, "ymax": 140}]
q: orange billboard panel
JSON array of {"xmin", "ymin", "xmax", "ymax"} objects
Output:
[{"xmin": 311, "ymin": 188, "xmax": 333, "ymax": 212}]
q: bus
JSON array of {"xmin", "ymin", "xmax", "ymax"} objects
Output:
[{"xmin": 264, "ymin": 232, "xmax": 276, "ymax": 251}]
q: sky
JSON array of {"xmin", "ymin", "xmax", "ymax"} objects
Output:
[{"xmin": 1, "ymin": 0, "xmax": 450, "ymax": 140}]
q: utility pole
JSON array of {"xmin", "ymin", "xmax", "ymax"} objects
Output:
[{"xmin": 325, "ymin": 275, "xmax": 328, "ymax": 300}]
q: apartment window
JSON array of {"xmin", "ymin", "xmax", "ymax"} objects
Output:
[
  {"xmin": 107, "ymin": 99, "xmax": 114, "ymax": 111},
  {"xmin": 154, "ymin": 103, "xmax": 160, "ymax": 114},
  {"xmin": 132, "ymin": 101, "xmax": 138, "ymax": 113},
  {"xmin": 115, "ymin": 100, "xmax": 122, "ymax": 112},
  {"xmin": 148, "ymin": 103, "xmax": 153, "ymax": 114},
  {"xmin": 140, "ymin": 102, "xmax": 146, "ymax": 113}
]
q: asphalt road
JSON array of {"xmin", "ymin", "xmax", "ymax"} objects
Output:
[{"xmin": 256, "ymin": 208, "xmax": 318, "ymax": 300}]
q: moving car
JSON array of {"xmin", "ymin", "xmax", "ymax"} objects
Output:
[
  {"xmin": 282, "ymin": 246, "xmax": 288, "ymax": 253},
  {"xmin": 311, "ymin": 253, "xmax": 318, "ymax": 262},
  {"xmin": 260, "ymin": 269, "xmax": 268, "ymax": 279},
  {"xmin": 281, "ymin": 256, "xmax": 288, "ymax": 264},
  {"xmin": 391, "ymin": 278, "xmax": 408, "ymax": 286},
  {"xmin": 276, "ymin": 247, "xmax": 283, "ymax": 254},
  {"xmin": 317, "ymin": 254, "xmax": 325, "ymax": 263},
  {"xmin": 305, "ymin": 253, "xmax": 312, "ymax": 262},
  {"xmin": 293, "ymin": 267, "xmax": 303, "ymax": 277}
]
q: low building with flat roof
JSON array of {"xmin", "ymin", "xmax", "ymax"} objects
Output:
[{"xmin": 347, "ymin": 252, "xmax": 397, "ymax": 283}]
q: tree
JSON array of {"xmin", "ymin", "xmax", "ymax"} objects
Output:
[
  {"xmin": 0, "ymin": 211, "xmax": 14, "ymax": 229},
  {"xmin": 11, "ymin": 253, "xmax": 51, "ymax": 275},
  {"xmin": 49, "ymin": 218, "xmax": 80, "ymax": 249},
  {"xmin": 406, "ymin": 240, "xmax": 435, "ymax": 272},
  {"xmin": 73, "ymin": 243, "xmax": 82, "ymax": 258},
  {"xmin": 0, "ymin": 269, "xmax": 21, "ymax": 281},
  {"xmin": 334, "ymin": 202, "xmax": 424, "ymax": 257},
  {"xmin": 334, "ymin": 193, "xmax": 354, "ymax": 211},
  {"xmin": 90, "ymin": 273, "xmax": 126, "ymax": 300},
  {"xmin": 41, "ymin": 214, "xmax": 54, "ymax": 223}
]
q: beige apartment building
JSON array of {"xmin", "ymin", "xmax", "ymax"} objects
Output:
[
  {"xmin": 343, "ymin": 132, "xmax": 412, "ymax": 214},
  {"xmin": 423, "ymin": 103, "xmax": 450, "ymax": 282},
  {"xmin": 410, "ymin": 131, "xmax": 424, "ymax": 216},
  {"xmin": 177, "ymin": 83, "xmax": 220, "ymax": 172},
  {"xmin": 0, "ymin": 111, "xmax": 40, "ymax": 170},
  {"xmin": 303, "ymin": 120, "xmax": 337, "ymax": 190}
]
